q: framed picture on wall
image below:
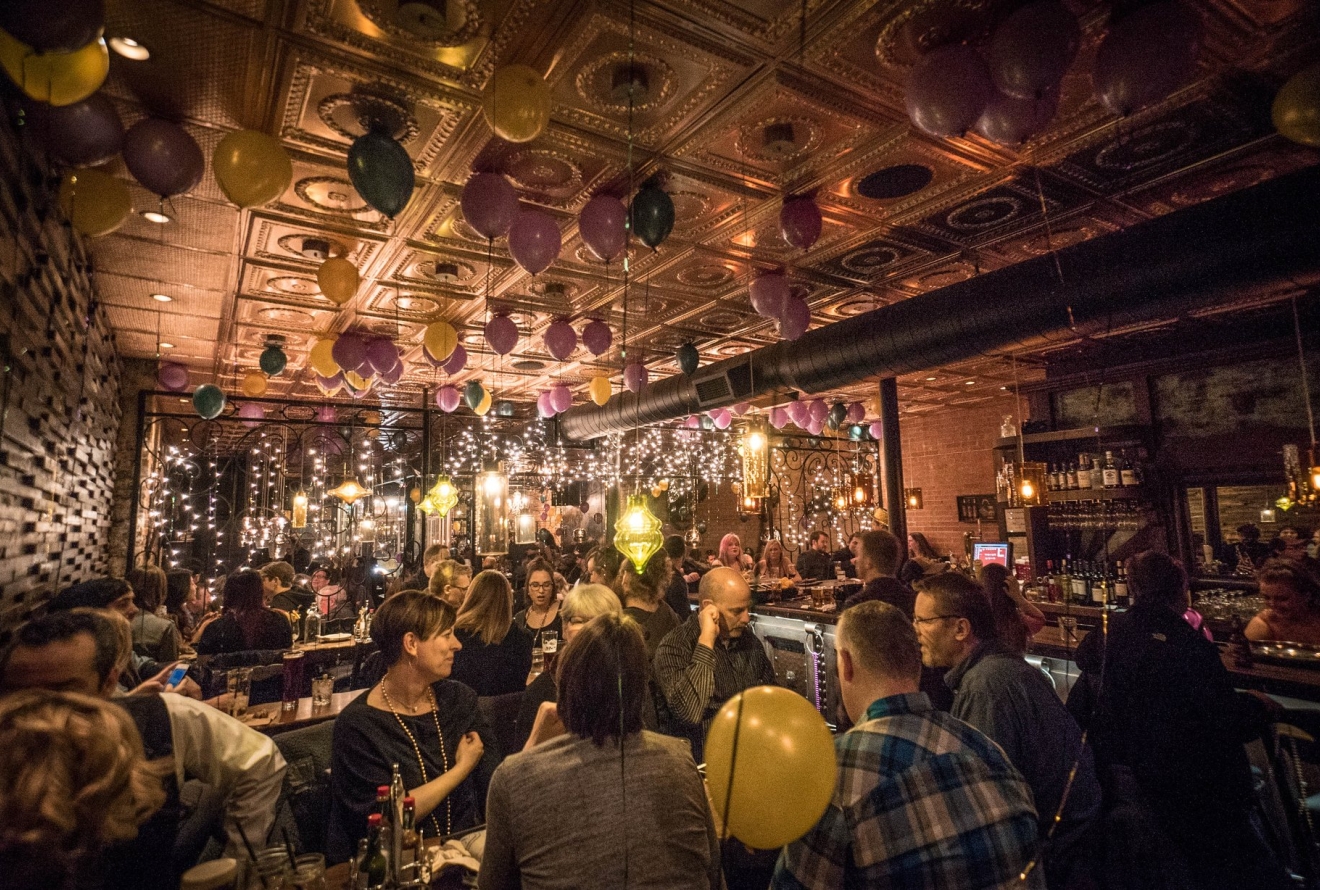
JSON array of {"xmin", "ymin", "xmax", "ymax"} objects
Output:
[{"xmin": 957, "ymin": 494, "xmax": 998, "ymax": 523}]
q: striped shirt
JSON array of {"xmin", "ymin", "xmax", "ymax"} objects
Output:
[
  {"xmin": 652, "ymin": 614, "xmax": 777, "ymax": 762},
  {"xmin": 773, "ymin": 692, "xmax": 1043, "ymax": 890}
]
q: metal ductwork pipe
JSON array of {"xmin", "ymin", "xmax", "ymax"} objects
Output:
[{"xmin": 561, "ymin": 164, "xmax": 1320, "ymax": 441}]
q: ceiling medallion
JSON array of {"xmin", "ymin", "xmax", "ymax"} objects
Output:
[
  {"xmin": 575, "ymin": 51, "xmax": 678, "ymax": 115},
  {"xmin": 529, "ymin": 279, "xmax": 577, "ymax": 300},
  {"xmin": 505, "ymin": 148, "xmax": 584, "ymax": 193},
  {"xmin": 840, "ymin": 242, "xmax": 902, "ymax": 274},
  {"xmin": 414, "ymin": 259, "xmax": 475, "ymax": 282},
  {"xmin": 266, "ymin": 276, "xmax": 321, "ymax": 295},
  {"xmin": 874, "ymin": 0, "xmax": 994, "ymax": 70},
  {"xmin": 394, "ymin": 293, "xmax": 441, "ymax": 313},
  {"xmin": 355, "ymin": 0, "xmax": 484, "ymax": 47},
  {"xmin": 1094, "ymin": 121, "xmax": 1197, "ymax": 173},
  {"xmin": 836, "ymin": 297, "xmax": 881, "ymax": 316},
  {"xmin": 1169, "ymin": 165, "xmax": 1271, "ymax": 207},
  {"xmin": 677, "ymin": 263, "xmax": 736, "ymax": 287},
  {"xmin": 735, "ymin": 116, "xmax": 822, "ymax": 164},
  {"xmin": 916, "ymin": 267, "xmax": 974, "ymax": 289},
  {"xmin": 1020, "ymin": 226, "xmax": 1093, "ymax": 256},
  {"xmin": 258, "ymin": 306, "xmax": 316, "ymax": 325},
  {"xmin": 945, "ymin": 196, "xmax": 1023, "ymax": 232},
  {"xmin": 701, "ymin": 310, "xmax": 745, "ymax": 329},
  {"xmin": 295, "ymin": 177, "xmax": 370, "ymax": 213},
  {"xmin": 276, "ymin": 234, "xmax": 347, "ymax": 260},
  {"xmin": 317, "ymin": 91, "xmax": 420, "ymax": 143},
  {"xmin": 668, "ymin": 190, "xmax": 712, "ymax": 225}
]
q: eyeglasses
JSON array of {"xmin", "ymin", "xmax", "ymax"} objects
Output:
[
  {"xmin": 566, "ymin": 616, "xmax": 590, "ymax": 626},
  {"xmin": 912, "ymin": 614, "xmax": 961, "ymax": 627},
  {"xmin": 528, "ymin": 582, "xmax": 554, "ymax": 591}
]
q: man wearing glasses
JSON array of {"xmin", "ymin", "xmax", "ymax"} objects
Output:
[{"xmin": 428, "ymin": 559, "xmax": 472, "ymax": 611}]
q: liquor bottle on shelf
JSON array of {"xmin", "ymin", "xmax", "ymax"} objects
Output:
[
  {"xmin": 1070, "ymin": 559, "xmax": 1089, "ymax": 605},
  {"xmin": 1120, "ymin": 450, "xmax": 1141, "ymax": 487},
  {"xmin": 1091, "ymin": 562, "xmax": 1109, "ymax": 606},
  {"xmin": 1067, "ymin": 462, "xmax": 1080, "ymax": 490},
  {"xmin": 1102, "ymin": 451, "xmax": 1120, "ymax": 489},
  {"xmin": 1088, "ymin": 455, "xmax": 1105, "ymax": 490},
  {"xmin": 1113, "ymin": 560, "xmax": 1129, "ymax": 608},
  {"xmin": 1044, "ymin": 560, "xmax": 1060, "ymax": 603}
]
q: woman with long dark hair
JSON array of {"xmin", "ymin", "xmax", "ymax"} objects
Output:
[
  {"xmin": 193, "ymin": 571, "xmax": 293, "ymax": 654},
  {"xmin": 977, "ymin": 563, "xmax": 1046, "ymax": 655}
]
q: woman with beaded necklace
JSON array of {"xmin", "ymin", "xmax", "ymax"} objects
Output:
[{"xmin": 328, "ymin": 591, "xmax": 498, "ymax": 864}]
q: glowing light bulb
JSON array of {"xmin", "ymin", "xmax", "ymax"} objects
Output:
[{"xmin": 1020, "ymin": 479, "xmax": 1035, "ymax": 500}]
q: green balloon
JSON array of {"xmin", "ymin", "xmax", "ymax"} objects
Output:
[
  {"xmin": 463, "ymin": 380, "xmax": 485, "ymax": 410},
  {"xmin": 630, "ymin": 183, "xmax": 674, "ymax": 249},
  {"xmin": 826, "ymin": 401, "xmax": 847, "ymax": 431},
  {"xmin": 347, "ymin": 130, "xmax": 415, "ymax": 219},
  {"xmin": 193, "ymin": 384, "xmax": 226, "ymax": 420},
  {"xmin": 676, "ymin": 343, "xmax": 699, "ymax": 376},
  {"xmin": 259, "ymin": 345, "xmax": 287, "ymax": 376}
]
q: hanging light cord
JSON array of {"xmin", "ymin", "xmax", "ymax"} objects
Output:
[{"xmin": 1293, "ymin": 295, "xmax": 1317, "ymax": 450}]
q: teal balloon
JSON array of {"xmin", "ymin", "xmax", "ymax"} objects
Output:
[
  {"xmin": 463, "ymin": 380, "xmax": 486, "ymax": 410},
  {"xmin": 676, "ymin": 343, "xmax": 699, "ymax": 376},
  {"xmin": 631, "ymin": 183, "xmax": 674, "ymax": 249},
  {"xmin": 259, "ymin": 344, "xmax": 287, "ymax": 376},
  {"xmin": 826, "ymin": 401, "xmax": 847, "ymax": 431},
  {"xmin": 495, "ymin": 399, "xmax": 516, "ymax": 417},
  {"xmin": 192, "ymin": 385, "xmax": 226, "ymax": 420},
  {"xmin": 347, "ymin": 131, "xmax": 415, "ymax": 219}
]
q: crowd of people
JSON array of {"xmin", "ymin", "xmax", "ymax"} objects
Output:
[{"xmin": 1, "ymin": 525, "xmax": 1316, "ymax": 890}]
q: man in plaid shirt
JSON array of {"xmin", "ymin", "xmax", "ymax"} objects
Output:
[{"xmin": 773, "ymin": 601, "xmax": 1043, "ymax": 889}]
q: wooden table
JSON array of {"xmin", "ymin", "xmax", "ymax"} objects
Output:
[{"xmin": 237, "ymin": 688, "xmax": 364, "ymax": 735}]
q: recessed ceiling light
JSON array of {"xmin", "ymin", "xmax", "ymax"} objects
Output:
[
  {"xmin": 160, "ymin": 342, "xmax": 175, "ymax": 349},
  {"xmin": 965, "ymin": 380, "xmax": 975, "ymax": 385},
  {"xmin": 925, "ymin": 376, "xmax": 937, "ymax": 381},
  {"xmin": 141, "ymin": 208, "xmax": 172, "ymax": 224},
  {"xmin": 108, "ymin": 36, "xmax": 150, "ymax": 60},
  {"xmin": 151, "ymin": 293, "xmax": 172, "ymax": 303}
]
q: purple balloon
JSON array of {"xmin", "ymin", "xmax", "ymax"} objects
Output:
[
  {"xmin": 581, "ymin": 319, "xmax": 612, "ymax": 355},
  {"xmin": 29, "ymin": 94, "xmax": 123, "ymax": 167},
  {"xmin": 421, "ymin": 346, "xmax": 446, "ymax": 368},
  {"xmin": 808, "ymin": 399, "xmax": 828, "ymax": 422},
  {"xmin": 780, "ymin": 196, "xmax": 822, "ymax": 251},
  {"xmin": 380, "ymin": 360, "xmax": 405, "ymax": 384},
  {"xmin": 905, "ymin": 44, "xmax": 993, "ymax": 138},
  {"xmin": 869, "ymin": 421, "xmax": 883, "ymax": 440},
  {"xmin": 579, "ymin": 194, "xmax": 627, "ymax": 262},
  {"xmin": 238, "ymin": 402, "xmax": 265, "ymax": 428},
  {"xmin": 1094, "ymin": 2, "xmax": 1201, "ymax": 117},
  {"xmin": 0, "ymin": 0, "xmax": 103, "ymax": 53},
  {"xmin": 365, "ymin": 338, "xmax": 398, "ymax": 375},
  {"xmin": 461, "ymin": 172, "xmax": 518, "ymax": 240},
  {"xmin": 786, "ymin": 400, "xmax": 808, "ymax": 425},
  {"xmin": 779, "ymin": 295, "xmax": 810, "ymax": 341},
  {"xmin": 623, "ymin": 362, "xmax": 648, "ymax": 394},
  {"xmin": 157, "ymin": 361, "xmax": 188, "ymax": 392},
  {"xmin": 485, "ymin": 314, "xmax": 519, "ymax": 355},
  {"xmin": 537, "ymin": 391, "xmax": 555, "ymax": 419},
  {"xmin": 846, "ymin": 402, "xmax": 865, "ymax": 424},
  {"xmin": 442, "ymin": 343, "xmax": 467, "ymax": 375},
  {"xmin": 123, "ymin": 118, "xmax": 205, "ymax": 198},
  {"xmin": 508, "ymin": 210, "xmax": 561, "ymax": 275},
  {"xmin": 711, "ymin": 409, "xmax": 731, "ymax": 430},
  {"xmin": 550, "ymin": 383, "xmax": 572, "ymax": 413},
  {"xmin": 974, "ymin": 89, "xmax": 1059, "ymax": 146},
  {"xmin": 332, "ymin": 333, "xmax": 367, "ymax": 373},
  {"xmin": 769, "ymin": 407, "xmax": 788, "ymax": 430},
  {"xmin": 749, "ymin": 272, "xmax": 790, "ymax": 318},
  {"xmin": 543, "ymin": 319, "xmax": 577, "ymax": 361},
  {"xmin": 989, "ymin": 1, "xmax": 1080, "ymax": 101},
  {"xmin": 806, "ymin": 417, "xmax": 824, "ymax": 436},
  {"xmin": 684, "ymin": 415, "xmax": 701, "ymax": 429},
  {"xmin": 316, "ymin": 373, "xmax": 344, "ymax": 392},
  {"xmin": 436, "ymin": 385, "xmax": 461, "ymax": 413},
  {"xmin": 316, "ymin": 406, "xmax": 337, "ymax": 423}
]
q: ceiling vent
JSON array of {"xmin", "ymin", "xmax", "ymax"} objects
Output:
[
  {"xmin": 395, "ymin": 0, "xmax": 450, "ymax": 39},
  {"xmin": 610, "ymin": 63, "xmax": 650, "ymax": 104},
  {"xmin": 691, "ymin": 358, "xmax": 754, "ymax": 409},
  {"xmin": 300, "ymin": 237, "xmax": 331, "ymax": 261},
  {"xmin": 762, "ymin": 122, "xmax": 797, "ymax": 158},
  {"xmin": 420, "ymin": 261, "xmax": 460, "ymax": 283}
]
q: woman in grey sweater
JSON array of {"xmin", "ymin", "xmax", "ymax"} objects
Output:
[{"xmin": 479, "ymin": 613, "xmax": 722, "ymax": 890}]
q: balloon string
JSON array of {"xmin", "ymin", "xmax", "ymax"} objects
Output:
[{"xmin": 718, "ymin": 691, "xmax": 745, "ymax": 844}]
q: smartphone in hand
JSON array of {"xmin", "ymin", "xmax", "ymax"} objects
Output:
[{"xmin": 166, "ymin": 665, "xmax": 188, "ymax": 688}]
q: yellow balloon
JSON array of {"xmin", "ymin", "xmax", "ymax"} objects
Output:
[
  {"xmin": 704, "ymin": 686, "xmax": 837, "ymax": 850},
  {"xmin": 213, "ymin": 130, "xmax": 293, "ymax": 208},
  {"xmin": 589, "ymin": 375, "xmax": 611, "ymax": 407},
  {"xmin": 0, "ymin": 32, "xmax": 108, "ymax": 106},
  {"xmin": 309, "ymin": 338, "xmax": 340, "ymax": 378},
  {"xmin": 1274, "ymin": 63, "xmax": 1320, "ymax": 148},
  {"xmin": 482, "ymin": 64, "xmax": 552, "ymax": 143},
  {"xmin": 58, "ymin": 168, "xmax": 130, "ymax": 236},
  {"xmin": 317, "ymin": 257, "xmax": 359, "ymax": 305},
  {"xmin": 344, "ymin": 370, "xmax": 370, "ymax": 390},
  {"xmin": 474, "ymin": 388, "xmax": 493, "ymax": 415},
  {"xmin": 424, "ymin": 321, "xmax": 458, "ymax": 362},
  {"xmin": 240, "ymin": 371, "xmax": 268, "ymax": 397}
]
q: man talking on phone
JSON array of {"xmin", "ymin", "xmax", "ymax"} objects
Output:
[{"xmin": 654, "ymin": 566, "xmax": 777, "ymax": 763}]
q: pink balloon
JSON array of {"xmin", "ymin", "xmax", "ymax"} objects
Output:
[
  {"xmin": 684, "ymin": 415, "xmax": 701, "ymax": 429},
  {"xmin": 485, "ymin": 314, "xmax": 519, "ymax": 355},
  {"xmin": 380, "ymin": 360, "xmax": 405, "ymax": 384},
  {"xmin": 806, "ymin": 417, "xmax": 824, "ymax": 436},
  {"xmin": 869, "ymin": 421, "xmax": 883, "ymax": 439},
  {"xmin": 731, "ymin": 402, "xmax": 750, "ymax": 416},
  {"xmin": 316, "ymin": 406, "xmax": 337, "ymax": 423},
  {"xmin": 537, "ymin": 391, "xmax": 555, "ymax": 418},
  {"xmin": 317, "ymin": 373, "xmax": 344, "ymax": 392},
  {"xmin": 711, "ymin": 409, "xmax": 732, "ymax": 430},
  {"xmin": 749, "ymin": 272, "xmax": 790, "ymax": 318},
  {"xmin": 543, "ymin": 319, "xmax": 577, "ymax": 361},
  {"xmin": 846, "ymin": 402, "xmax": 865, "ymax": 424},
  {"xmin": 508, "ymin": 210, "xmax": 561, "ymax": 275},
  {"xmin": 1094, "ymin": 2, "xmax": 1201, "ymax": 117},
  {"xmin": 332, "ymin": 333, "xmax": 367, "ymax": 373},
  {"xmin": 780, "ymin": 196, "xmax": 822, "ymax": 251},
  {"xmin": 365, "ymin": 338, "xmax": 398, "ymax": 374},
  {"xmin": 581, "ymin": 318, "xmax": 612, "ymax": 355},
  {"xmin": 988, "ymin": 0, "xmax": 1079, "ymax": 101},
  {"xmin": 123, "ymin": 118, "xmax": 204, "ymax": 198},
  {"xmin": 157, "ymin": 361, "xmax": 188, "ymax": 392},
  {"xmin": 461, "ymin": 173, "xmax": 519, "ymax": 240},
  {"xmin": 769, "ymin": 407, "xmax": 788, "ymax": 429},
  {"xmin": 436, "ymin": 385, "xmax": 461, "ymax": 413},
  {"xmin": 906, "ymin": 44, "xmax": 993, "ymax": 138},
  {"xmin": 238, "ymin": 402, "xmax": 265, "ymax": 428},
  {"xmin": 786, "ymin": 400, "xmax": 808, "ymax": 425},
  {"xmin": 442, "ymin": 343, "xmax": 467, "ymax": 375},
  {"xmin": 974, "ymin": 89, "xmax": 1059, "ymax": 146},
  {"xmin": 579, "ymin": 194, "xmax": 627, "ymax": 262},
  {"xmin": 808, "ymin": 399, "xmax": 828, "ymax": 422},
  {"xmin": 779, "ymin": 295, "xmax": 810, "ymax": 341},
  {"xmin": 623, "ymin": 362, "xmax": 647, "ymax": 394},
  {"xmin": 550, "ymin": 383, "xmax": 572, "ymax": 413}
]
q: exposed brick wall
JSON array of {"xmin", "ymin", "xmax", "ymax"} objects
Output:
[{"xmin": 0, "ymin": 116, "xmax": 123, "ymax": 630}]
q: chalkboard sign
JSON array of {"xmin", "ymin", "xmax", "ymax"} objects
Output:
[{"xmin": 957, "ymin": 495, "xmax": 998, "ymax": 523}]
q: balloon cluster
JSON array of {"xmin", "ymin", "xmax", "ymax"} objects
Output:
[
  {"xmin": 749, "ymin": 272, "xmax": 811, "ymax": 341},
  {"xmin": 904, "ymin": 1, "xmax": 1201, "ymax": 144},
  {"xmin": 766, "ymin": 397, "xmax": 869, "ymax": 437},
  {"xmin": 536, "ymin": 384, "xmax": 573, "ymax": 419},
  {"xmin": 308, "ymin": 331, "xmax": 406, "ymax": 398}
]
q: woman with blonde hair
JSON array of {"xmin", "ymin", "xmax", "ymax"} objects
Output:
[
  {"xmin": 449, "ymin": 570, "xmax": 534, "ymax": 696},
  {"xmin": 756, "ymin": 539, "xmax": 799, "ymax": 582},
  {"xmin": 717, "ymin": 533, "xmax": 755, "ymax": 572},
  {"xmin": 0, "ymin": 689, "xmax": 169, "ymax": 890}
]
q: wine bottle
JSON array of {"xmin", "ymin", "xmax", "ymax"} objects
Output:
[
  {"xmin": 363, "ymin": 814, "xmax": 388, "ymax": 889},
  {"xmin": 1113, "ymin": 560, "xmax": 1129, "ymax": 608},
  {"xmin": 1067, "ymin": 462, "xmax": 1079, "ymax": 490},
  {"xmin": 1120, "ymin": 451, "xmax": 1139, "ymax": 487},
  {"xmin": 1071, "ymin": 559, "xmax": 1089, "ymax": 604},
  {"xmin": 1102, "ymin": 451, "xmax": 1120, "ymax": 489}
]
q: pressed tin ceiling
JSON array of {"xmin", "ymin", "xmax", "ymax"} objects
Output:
[{"xmin": 82, "ymin": 0, "xmax": 1318, "ymax": 418}]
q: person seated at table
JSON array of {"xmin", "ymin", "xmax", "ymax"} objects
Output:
[
  {"xmin": 193, "ymin": 570, "xmax": 293, "ymax": 655},
  {"xmin": 262, "ymin": 561, "xmax": 314, "ymax": 615},
  {"xmin": 795, "ymin": 531, "xmax": 833, "ymax": 581},
  {"xmin": 45, "ymin": 578, "xmax": 163, "ymax": 688},
  {"xmin": 717, "ymin": 533, "xmax": 755, "ymax": 573},
  {"xmin": 428, "ymin": 559, "xmax": 473, "ymax": 612},
  {"xmin": 621, "ymin": 552, "xmax": 681, "ymax": 662},
  {"xmin": 449, "ymin": 571, "xmax": 533, "ymax": 697},
  {"xmin": 978, "ymin": 562, "xmax": 1047, "ymax": 655},
  {"xmin": 842, "ymin": 529, "xmax": 914, "ymax": 617},
  {"xmin": 756, "ymin": 538, "xmax": 799, "ymax": 583},
  {"xmin": 126, "ymin": 565, "xmax": 182, "ymax": 664},
  {"xmin": 514, "ymin": 583, "xmax": 622, "ymax": 752},
  {"xmin": 663, "ymin": 536, "xmax": 698, "ymax": 618},
  {"xmin": 832, "ymin": 533, "xmax": 860, "ymax": 579},
  {"xmin": 0, "ymin": 689, "xmax": 169, "ymax": 890},
  {"xmin": 479, "ymin": 613, "xmax": 722, "ymax": 890},
  {"xmin": 512, "ymin": 557, "xmax": 562, "ymax": 650},
  {"xmin": 1246, "ymin": 557, "xmax": 1320, "ymax": 645},
  {"xmin": 309, "ymin": 565, "xmax": 350, "ymax": 618},
  {"xmin": 328, "ymin": 591, "xmax": 498, "ymax": 864},
  {"xmin": 899, "ymin": 531, "xmax": 947, "ymax": 586},
  {"xmin": 163, "ymin": 569, "xmax": 198, "ymax": 641}
]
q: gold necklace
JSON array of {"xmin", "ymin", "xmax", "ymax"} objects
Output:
[{"xmin": 380, "ymin": 678, "xmax": 451, "ymax": 838}]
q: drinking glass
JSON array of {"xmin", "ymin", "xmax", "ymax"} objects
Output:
[
  {"xmin": 244, "ymin": 849, "xmax": 290, "ymax": 890},
  {"xmin": 311, "ymin": 674, "xmax": 333, "ymax": 709},
  {"xmin": 227, "ymin": 668, "xmax": 251, "ymax": 718},
  {"xmin": 530, "ymin": 647, "xmax": 545, "ymax": 675},
  {"xmin": 541, "ymin": 630, "xmax": 559, "ymax": 673},
  {"xmin": 281, "ymin": 651, "xmax": 305, "ymax": 712},
  {"xmin": 290, "ymin": 853, "xmax": 325, "ymax": 890},
  {"xmin": 1058, "ymin": 616, "xmax": 1079, "ymax": 644},
  {"xmin": 811, "ymin": 586, "xmax": 828, "ymax": 608}
]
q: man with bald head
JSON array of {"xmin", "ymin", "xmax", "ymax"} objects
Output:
[{"xmin": 654, "ymin": 566, "xmax": 777, "ymax": 761}]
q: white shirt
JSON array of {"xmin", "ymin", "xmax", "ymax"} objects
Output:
[{"xmin": 161, "ymin": 693, "xmax": 288, "ymax": 857}]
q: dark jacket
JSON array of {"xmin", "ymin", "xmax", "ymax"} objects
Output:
[
  {"xmin": 666, "ymin": 571, "xmax": 693, "ymax": 617},
  {"xmin": 194, "ymin": 610, "xmax": 293, "ymax": 654},
  {"xmin": 842, "ymin": 575, "xmax": 915, "ymax": 618},
  {"xmin": 451, "ymin": 625, "xmax": 534, "ymax": 697},
  {"xmin": 270, "ymin": 584, "xmax": 315, "ymax": 613},
  {"xmin": 831, "ymin": 547, "xmax": 857, "ymax": 579},
  {"xmin": 795, "ymin": 548, "xmax": 833, "ymax": 582}
]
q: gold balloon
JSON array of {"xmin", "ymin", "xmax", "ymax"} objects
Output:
[
  {"xmin": 344, "ymin": 370, "xmax": 370, "ymax": 390},
  {"xmin": 317, "ymin": 257, "xmax": 359, "ymax": 305},
  {"xmin": 423, "ymin": 321, "xmax": 458, "ymax": 362},
  {"xmin": 704, "ymin": 686, "xmax": 837, "ymax": 850},
  {"xmin": 482, "ymin": 64, "xmax": 552, "ymax": 143},
  {"xmin": 1274, "ymin": 63, "xmax": 1320, "ymax": 148},
  {"xmin": 409, "ymin": 487, "xmax": 422, "ymax": 504},
  {"xmin": 213, "ymin": 130, "xmax": 293, "ymax": 208},
  {"xmin": 309, "ymin": 338, "xmax": 340, "ymax": 378},
  {"xmin": 58, "ymin": 168, "xmax": 130, "ymax": 237},
  {"xmin": 240, "ymin": 371, "xmax": 267, "ymax": 397},
  {"xmin": 0, "ymin": 32, "xmax": 108, "ymax": 107},
  {"xmin": 589, "ymin": 375, "xmax": 611, "ymax": 407},
  {"xmin": 474, "ymin": 388, "xmax": 493, "ymax": 415}
]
